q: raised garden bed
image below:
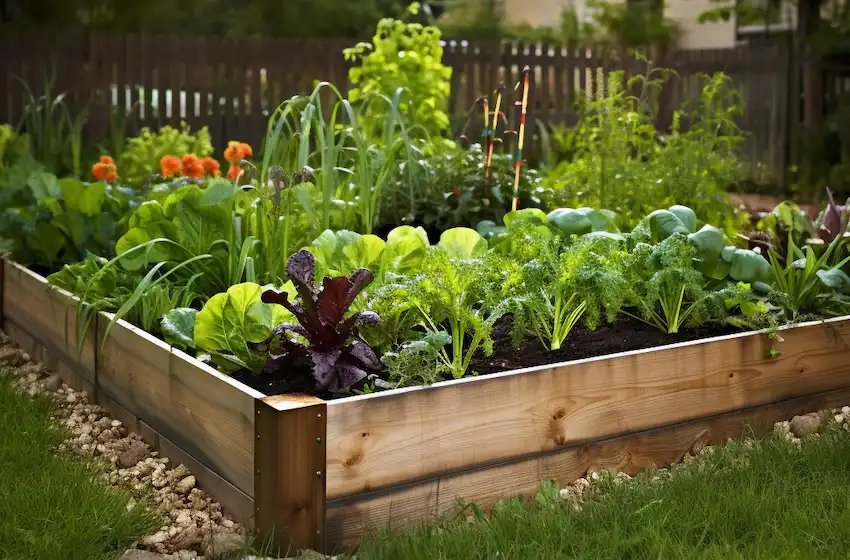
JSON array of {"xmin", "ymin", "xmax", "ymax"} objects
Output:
[{"xmin": 4, "ymin": 257, "xmax": 850, "ymax": 553}]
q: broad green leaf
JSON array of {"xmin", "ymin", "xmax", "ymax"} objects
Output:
[
  {"xmin": 343, "ymin": 234, "xmax": 386, "ymax": 272},
  {"xmin": 504, "ymin": 208, "xmax": 547, "ymax": 227},
  {"xmin": 576, "ymin": 207, "xmax": 617, "ymax": 232},
  {"xmin": 161, "ymin": 307, "xmax": 198, "ymax": 350},
  {"xmin": 115, "ymin": 228, "xmax": 174, "ymax": 270},
  {"xmin": 476, "ymin": 220, "xmax": 507, "ymax": 240},
  {"xmin": 688, "ymin": 224, "xmax": 725, "ymax": 277},
  {"xmin": 647, "ymin": 209, "xmax": 688, "ymax": 241},
  {"xmin": 817, "ymin": 268, "xmax": 850, "ymax": 293},
  {"xmin": 27, "ymin": 169, "xmax": 60, "ymax": 200},
  {"xmin": 309, "ymin": 229, "xmax": 362, "ymax": 276},
  {"xmin": 668, "ymin": 205, "xmax": 697, "ymax": 233},
  {"xmin": 438, "ymin": 227, "xmax": 488, "ymax": 259},
  {"xmin": 194, "ymin": 282, "xmax": 295, "ymax": 372},
  {"xmin": 725, "ymin": 247, "xmax": 771, "ymax": 283},
  {"xmin": 383, "ymin": 225, "xmax": 430, "ymax": 275},
  {"xmin": 165, "ymin": 185, "xmax": 231, "ymax": 255},
  {"xmin": 200, "ymin": 178, "xmax": 235, "ymax": 205},
  {"xmin": 546, "ymin": 208, "xmax": 593, "ymax": 236}
]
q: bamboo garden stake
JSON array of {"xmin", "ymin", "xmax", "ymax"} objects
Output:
[
  {"xmin": 511, "ymin": 67, "xmax": 530, "ymax": 211},
  {"xmin": 484, "ymin": 84, "xmax": 505, "ymax": 181}
]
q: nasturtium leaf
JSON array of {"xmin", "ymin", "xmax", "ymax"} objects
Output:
[
  {"xmin": 647, "ymin": 209, "xmax": 688, "ymax": 241},
  {"xmin": 817, "ymin": 268, "xmax": 850, "ymax": 293},
  {"xmin": 438, "ymin": 227, "xmax": 488, "ymax": 259},
  {"xmin": 161, "ymin": 307, "xmax": 198, "ymax": 350},
  {"xmin": 546, "ymin": 208, "xmax": 593, "ymax": 236},
  {"xmin": 668, "ymin": 205, "xmax": 697, "ymax": 233}
]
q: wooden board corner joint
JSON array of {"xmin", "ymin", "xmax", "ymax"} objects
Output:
[{"xmin": 255, "ymin": 396, "xmax": 328, "ymax": 555}]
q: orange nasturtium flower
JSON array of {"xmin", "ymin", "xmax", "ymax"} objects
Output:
[
  {"xmin": 91, "ymin": 155, "xmax": 118, "ymax": 182},
  {"xmin": 223, "ymin": 141, "xmax": 253, "ymax": 165},
  {"xmin": 182, "ymin": 154, "xmax": 205, "ymax": 179},
  {"xmin": 202, "ymin": 157, "xmax": 221, "ymax": 177},
  {"xmin": 226, "ymin": 164, "xmax": 242, "ymax": 181},
  {"xmin": 160, "ymin": 155, "xmax": 182, "ymax": 178}
]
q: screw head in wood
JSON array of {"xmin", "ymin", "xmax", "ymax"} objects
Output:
[
  {"xmin": 316, "ymin": 470, "xmax": 322, "ymax": 478},
  {"xmin": 317, "ymin": 413, "xmax": 322, "ymax": 419},
  {"xmin": 316, "ymin": 437, "xmax": 322, "ymax": 443}
]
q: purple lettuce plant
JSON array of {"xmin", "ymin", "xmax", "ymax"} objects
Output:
[
  {"xmin": 817, "ymin": 187, "xmax": 850, "ymax": 243},
  {"xmin": 259, "ymin": 249, "xmax": 381, "ymax": 393}
]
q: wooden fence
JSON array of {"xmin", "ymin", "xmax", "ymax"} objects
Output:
[{"xmin": 0, "ymin": 30, "xmax": 827, "ymax": 185}]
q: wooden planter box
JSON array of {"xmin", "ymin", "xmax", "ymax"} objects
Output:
[{"xmin": 4, "ymin": 257, "xmax": 850, "ymax": 553}]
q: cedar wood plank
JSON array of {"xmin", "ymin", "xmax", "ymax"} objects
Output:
[
  {"xmin": 3, "ymin": 261, "xmax": 96, "ymax": 379},
  {"xmin": 96, "ymin": 312, "xmax": 262, "ymax": 497},
  {"xmin": 325, "ymin": 317, "xmax": 850, "ymax": 500},
  {"xmin": 325, "ymin": 384, "xmax": 850, "ymax": 550}
]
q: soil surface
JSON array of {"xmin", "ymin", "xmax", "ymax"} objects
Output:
[
  {"xmin": 233, "ymin": 316, "xmax": 743, "ymax": 399},
  {"xmin": 470, "ymin": 316, "xmax": 739, "ymax": 375}
]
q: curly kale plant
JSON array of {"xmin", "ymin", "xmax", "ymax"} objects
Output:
[
  {"xmin": 505, "ymin": 232, "xmax": 633, "ymax": 350},
  {"xmin": 259, "ymin": 250, "xmax": 381, "ymax": 393}
]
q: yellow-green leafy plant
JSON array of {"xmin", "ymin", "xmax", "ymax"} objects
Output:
[
  {"xmin": 119, "ymin": 122, "xmax": 213, "ymax": 187},
  {"xmin": 344, "ymin": 2, "xmax": 452, "ymax": 140}
]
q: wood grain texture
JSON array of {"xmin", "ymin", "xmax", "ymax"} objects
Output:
[
  {"xmin": 326, "ymin": 385, "xmax": 850, "ymax": 550},
  {"xmin": 2, "ymin": 260, "xmax": 95, "ymax": 380},
  {"xmin": 96, "ymin": 312, "xmax": 264, "ymax": 497},
  {"xmin": 325, "ymin": 317, "xmax": 850, "ymax": 500},
  {"xmin": 255, "ymin": 395, "xmax": 327, "ymax": 554}
]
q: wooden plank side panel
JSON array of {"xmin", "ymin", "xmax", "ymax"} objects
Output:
[
  {"xmin": 255, "ymin": 395, "xmax": 327, "ymax": 554},
  {"xmin": 96, "ymin": 314, "xmax": 262, "ymax": 497},
  {"xmin": 325, "ymin": 318, "xmax": 850, "ymax": 500},
  {"xmin": 2, "ymin": 261, "xmax": 95, "ymax": 379},
  {"xmin": 326, "ymin": 385, "xmax": 850, "ymax": 550}
]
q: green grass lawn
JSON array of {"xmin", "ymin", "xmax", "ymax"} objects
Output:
[
  {"xmin": 0, "ymin": 373, "xmax": 158, "ymax": 560},
  {"xmin": 355, "ymin": 421, "xmax": 850, "ymax": 560}
]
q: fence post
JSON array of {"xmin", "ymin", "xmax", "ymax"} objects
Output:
[{"xmin": 254, "ymin": 395, "xmax": 327, "ymax": 555}]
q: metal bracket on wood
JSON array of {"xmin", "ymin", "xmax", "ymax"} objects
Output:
[{"xmin": 254, "ymin": 395, "xmax": 327, "ymax": 555}]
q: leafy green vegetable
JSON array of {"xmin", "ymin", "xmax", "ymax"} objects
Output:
[
  {"xmin": 160, "ymin": 308, "xmax": 199, "ymax": 350},
  {"xmin": 547, "ymin": 208, "xmax": 593, "ymax": 237},
  {"xmin": 193, "ymin": 282, "xmax": 294, "ymax": 372},
  {"xmin": 437, "ymin": 227, "xmax": 488, "ymax": 259}
]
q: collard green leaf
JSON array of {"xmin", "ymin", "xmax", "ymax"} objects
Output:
[
  {"xmin": 583, "ymin": 231, "xmax": 625, "ymax": 243},
  {"xmin": 59, "ymin": 178, "xmax": 106, "ymax": 216},
  {"xmin": 817, "ymin": 268, "xmax": 850, "ymax": 293},
  {"xmin": 438, "ymin": 227, "xmax": 488, "ymax": 259},
  {"xmin": 687, "ymin": 224, "xmax": 725, "ymax": 277},
  {"xmin": 546, "ymin": 208, "xmax": 593, "ymax": 236},
  {"xmin": 576, "ymin": 207, "xmax": 617, "ymax": 232},
  {"xmin": 723, "ymin": 247, "xmax": 771, "ymax": 283},
  {"xmin": 647, "ymin": 209, "xmax": 688, "ymax": 241},
  {"xmin": 161, "ymin": 307, "xmax": 198, "ymax": 350},
  {"xmin": 476, "ymin": 220, "xmax": 507, "ymax": 240},
  {"xmin": 668, "ymin": 205, "xmax": 697, "ymax": 233}
]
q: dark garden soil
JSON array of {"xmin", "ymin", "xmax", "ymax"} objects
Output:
[
  {"xmin": 233, "ymin": 316, "xmax": 742, "ymax": 399},
  {"xmin": 469, "ymin": 316, "xmax": 739, "ymax": 375}
]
